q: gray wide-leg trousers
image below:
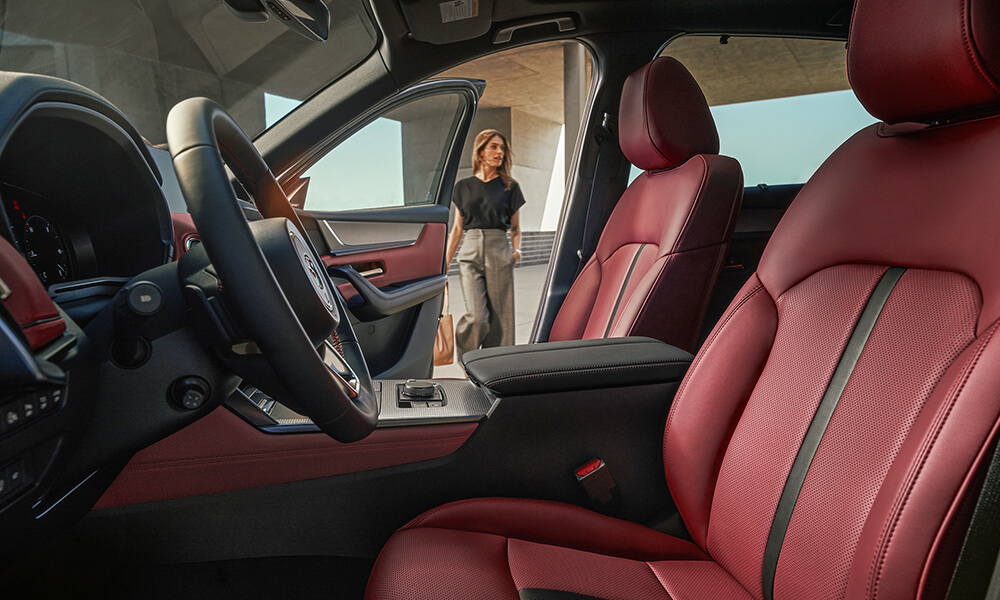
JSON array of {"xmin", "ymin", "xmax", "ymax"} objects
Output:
[{"xmin": 455, "ymin": 229, "xmax": 515, "ymax": 358}]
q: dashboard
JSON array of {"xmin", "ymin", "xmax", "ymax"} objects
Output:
[
  {"xmin": 0, "ymin": 99, "xmax": 173, "ymax": 297},
  {"xmin": 0, "ymin": 78, "xmax": 221, "ymax": 565}
]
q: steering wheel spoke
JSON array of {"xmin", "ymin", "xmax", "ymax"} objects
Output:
[{"xmin": 166, "ymin": 98, "xmax": 378, "ymax": 442}]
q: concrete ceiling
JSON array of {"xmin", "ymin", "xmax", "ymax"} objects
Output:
[
  {"xmin": 439, "ymin": 41, "xmax": 579, "ymax": 124},
  {"xmin": 439, "ymin": 36, "xmax": 850, "ymax": 125},
  {"xmin": 664, "ymin": 36, "xmax": 851, "ymax": 106}
]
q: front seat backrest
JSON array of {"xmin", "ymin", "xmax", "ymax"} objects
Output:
[
  {"xmin": 548, "ymin": 57, "xmax": 743, "ymax": 353},
  {"xmin": 662, "ymin": 2, "xmax": 1000, "ymax": 597}
]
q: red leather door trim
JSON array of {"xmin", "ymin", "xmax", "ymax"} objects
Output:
[
  {"xmin": 323, "ymin": 222, "xmax": 446, "ymax": 303},
  {"xmin": 95, "ymin": 407, "xmax": 477, "ymax": 508}
]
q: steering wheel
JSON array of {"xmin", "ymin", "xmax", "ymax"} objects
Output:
[{"xmin": 165, "ymin": 98, "xmax": 378, "ymax": 442}]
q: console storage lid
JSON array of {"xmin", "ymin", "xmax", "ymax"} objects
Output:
[{"xmin": 462, "ymin": 337, "xmax": 694, "ymax": 397}]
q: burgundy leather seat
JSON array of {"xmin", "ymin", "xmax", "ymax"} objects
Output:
[
  {"xmin": 367, "ymin": 1, "xmax": 1000, "ymax": 598},
  {"xmin": 547, "ymin": 57, "xmax": 743, "ymax": 353}
]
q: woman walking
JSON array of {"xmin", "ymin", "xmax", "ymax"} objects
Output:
[{"xmin": 445, "ymin": 129, "xmax": 525, "ymax": 358}]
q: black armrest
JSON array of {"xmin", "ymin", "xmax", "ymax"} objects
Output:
[{"xmin": 461, "ymin": 337, "xmax": 694, "ymax": 397}]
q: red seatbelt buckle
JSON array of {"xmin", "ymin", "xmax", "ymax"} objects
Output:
[{"xmin": 575, "ymin": 458, "xmax": 619, "ymax": 510}]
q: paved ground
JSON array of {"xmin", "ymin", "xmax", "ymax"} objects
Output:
[{"xmin": 432, "ymin": 263, "xmax": 549, "ymax": 378}]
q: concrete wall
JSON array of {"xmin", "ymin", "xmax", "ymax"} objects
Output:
[
  {"xmin": 453, "ymin": 107, "xmax": 560, "ymax": 232},
  {"xmin": 509, "ymin": 109, "xmax": 562, "ymax": 231},
  {"xmin": 398, "ymin": 94, "xmax": 465, "ymax": 205}
]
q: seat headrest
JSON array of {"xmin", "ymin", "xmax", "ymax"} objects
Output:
[
  {"xmin": 848, "ymin": 0, "xmax": 1000, "ymax": 124},
  {"xmin": 619, "ymin": 57, "xmax": 719, "ymax": 171}
]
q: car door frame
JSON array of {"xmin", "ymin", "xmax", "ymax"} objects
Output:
[{"xmin": 277, "ymin": 78, "xmax": 483, "ymax": 378}]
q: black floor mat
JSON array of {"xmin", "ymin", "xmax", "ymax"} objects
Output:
[{"xmin": 3, "ymin": 555, "xmax": 374, "ymax": 600}]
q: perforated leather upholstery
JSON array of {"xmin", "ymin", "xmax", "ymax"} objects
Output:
[
  {"xmin": 366, "ymin": 1, "xmax": 1000, "ymax": 598},
  {"xmin": 548, "ymin": 58, "xmax": 743, "ymax": 352}
]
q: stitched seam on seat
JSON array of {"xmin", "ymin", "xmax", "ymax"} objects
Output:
[
  {"xmin": 604, "ymin": 244, "xmax": 649, "ymax": 337},
  {"xmin": 868, "ymin": 321, "xmax": 998, "ymax": 599},
  {"xmin": 643, "ymin": 560, "xmax": 677, "ymax": 599},
  {"xmin": 663, "ymin": 284, "xmax": 766, "ymax": 441},
  {"xmin": 642, "ymin": 63, "xmax": 674, "ymax": 167},
  {"xmin": 670, "ymin": 155, "xmax": 711, "ymax": 254},
  {"xmin": 550, "ymin": 256, "xmax": 602, "ymax": 341},
  {"xmin": 402, "ymin": 497, "xmax": 499, "ymax": 529},
  {"xmin": 504, "ymin": 538, "xmax": 520, "ymax": 597},
  {"xmin": 402, "ymin": 498, "xmax": 569, "ymax": 530},
  {"xmin": 960, "ymin": 0, "xmax": 1000, "ymax": 95},
  {"xmin": 645, "ymin": 559, "xmax": 757, "ymax": 600},
  {"xmin": 623, "ymin": 240, "xmax": 728, "ymax": 338},
  {"xmin": 621, "ymin": 254, "xmax": 672, "ymax": 338}
]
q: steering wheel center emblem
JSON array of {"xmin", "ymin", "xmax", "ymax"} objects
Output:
[
  {"xmin": 290, "ymin": 229, "xmax": 335, "ymax": 312},
  {"xmin": 303, "ymin": 253, "xmax": 324, "ymax": 290}
]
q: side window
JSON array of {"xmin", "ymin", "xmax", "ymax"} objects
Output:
[
  {"xmin": 629, "ymin": 37, "xmax": 876, "ymax": 185},
  {"xmin": 303, "ymin": 92, "xmax": 464, "ymax": 211}
]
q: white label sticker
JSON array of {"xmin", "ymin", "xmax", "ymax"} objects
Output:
[{"xmin": 440, "ymin": 0, "xmax": 478, "ymax": 23}]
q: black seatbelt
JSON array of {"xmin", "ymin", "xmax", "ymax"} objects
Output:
[
  {"xmin": 946, "ymin": 435, "xmax": 1000, "ymax": 600},
  {"xmin": 576, "ymin": 113, "xmax": 619, "ymax": 274}
]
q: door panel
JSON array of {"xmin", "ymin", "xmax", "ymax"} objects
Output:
[
  {"xmin": 285, "ymin": 81, "xmax": 480, "ymax": 378},
  {"xmin": 322, "ymin": 221, "xmax": 446, "ymax": 307}
]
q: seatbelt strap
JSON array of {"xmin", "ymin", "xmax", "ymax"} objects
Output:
[
  {"xmin": 576, "ymin": 113, "xmax": 619, "ymax": 274},
  {"xmin": 946, "ymin": 434, "xmax": 1000, "ymax": 600}
]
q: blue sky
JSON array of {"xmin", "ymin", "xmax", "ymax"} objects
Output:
[
  {"xmin": 269, "ymin": 89, "xmax": 877, "ymax": 210},
  {"xmin": 630, "ymin": 89, "xmax": 876, "ymax": 184}
]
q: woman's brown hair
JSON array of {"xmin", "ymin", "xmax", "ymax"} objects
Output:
[{"xmin": 471, "ymin": 129, "xmax": 514, "ymax": 189}]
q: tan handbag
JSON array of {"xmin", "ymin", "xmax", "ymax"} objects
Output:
[{"xmin": 433, "ymin": 284, "xmax": 455, "ymax": 366}]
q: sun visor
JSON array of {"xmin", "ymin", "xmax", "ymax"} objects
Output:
[{"xmin": 399, "ymin": 0, "xmax": 493, "ymax": 44}]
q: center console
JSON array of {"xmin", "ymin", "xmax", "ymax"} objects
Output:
[{"xmin": 228, "ymin": 336, "xmax": 692, "ymax": 435}]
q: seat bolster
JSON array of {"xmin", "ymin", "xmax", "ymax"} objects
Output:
[
  {"xmin": 401, "ymin": 497, "xmax": 709, "ymax": 562},
  {"xmin": 612, "ymin": 245, "xmax": 727, "ymax": 350},
  {"xmin": 549, "ymin": 257, "xmax": 602, "ymax": 342},
  {"xmin": 662, "ymin": 275, "xmax": 778, "ymax": 549},
  {"xmin": 846, "ymin": 321, "xmax": 1000, "ymax": 600},
  {"xmin": 670, "ymin": 154, "xmax": 742, "ymax": 253}
]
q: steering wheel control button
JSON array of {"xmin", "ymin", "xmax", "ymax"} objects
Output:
[
  {"xmin": 171, "ymin": 376, "xmax": 211, "ymax": 410},
  {"xmin": 5, "ymin": 461, "xmax": 25, "ymax": 495},
  {"xmin": 37, "ymin": 388, "xmax": 63, "ymax": 412},
  {"xmin": 19, "ymin": 396, "xmax": 37, "ymax": 422},
  {"xmin": 1, "ymin": 402, "xmax": 21, "ymax": 433},
  {"xmin": 127, "ymin": 282, "xmax": 164, "ymax": 316}
]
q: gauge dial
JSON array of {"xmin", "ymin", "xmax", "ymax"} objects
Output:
[{"xmin": 23, "ymin": 215, "xmax": 72, "ymax": 284}]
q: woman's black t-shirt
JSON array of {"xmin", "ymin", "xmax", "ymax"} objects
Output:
[{"xmin": 452, "ymin": 176, "xmax": 526, "ymax": 230}]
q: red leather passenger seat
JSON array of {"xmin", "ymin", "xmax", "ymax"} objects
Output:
[
  {"xmin": 547, "ymin": 57, "xmax": 743, "ymax": 352},
  {"xmin": 367, "ymin": 0, "xmax": 1000, "ymax": 598}
]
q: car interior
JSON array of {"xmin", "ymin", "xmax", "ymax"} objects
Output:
[{"xmin": 2, "ymin": 0, "xmax": 1000, "ymax": 599}]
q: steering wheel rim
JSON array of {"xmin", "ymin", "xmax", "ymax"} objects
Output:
[{"xmin": 166, "ymin": 97, "xmax": 378, "ymax": 442}]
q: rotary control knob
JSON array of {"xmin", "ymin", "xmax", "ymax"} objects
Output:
[{"xmin": 401, "ymin": 379, "xmax": 436, "ymax": 398}]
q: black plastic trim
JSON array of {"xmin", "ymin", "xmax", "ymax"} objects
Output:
[
  {"xmin": 327, "ymin": 267, "xmax": 447, "ymax": 322},
  {"xmin": 761, "ymin": 266, "xmax": 906, "ymax": 600},
  {"xmin": 306, "ymin": 200, "xmax": 451, "ymax": 224},
  {"xmin": 463, "ymin": 337, "xmax": 693, "ymax": 397}
]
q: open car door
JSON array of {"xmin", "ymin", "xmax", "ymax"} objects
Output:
[{"xmin": 280, "ymin": 79, "xmax": 482, "ymax": 379}]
